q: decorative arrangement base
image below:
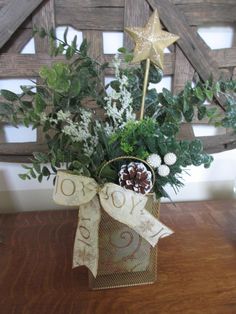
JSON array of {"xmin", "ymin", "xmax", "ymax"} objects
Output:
[{"xmin": 89, "ymin": 195, "xmax": 159, "ymax": 290}]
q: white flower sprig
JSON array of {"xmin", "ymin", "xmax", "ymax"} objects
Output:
[
  {"xmin": 104, "ymin": 54, "xmax": 136, "ymax": 131},
  {"xmin": 40, "ymin": 109, "xmax": 99, "ymax": 157}
]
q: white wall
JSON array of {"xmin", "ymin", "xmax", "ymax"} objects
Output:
[{"xmin": 0, "ymin": 25, "xmax": 235, "ymax": 212}]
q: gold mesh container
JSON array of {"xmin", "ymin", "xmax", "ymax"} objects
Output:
[{"xmin": 89, "ymin": 194, "xmax": 159, "ymax": 290}]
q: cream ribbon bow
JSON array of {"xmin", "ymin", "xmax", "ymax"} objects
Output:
[{"xmin": 53, "ymin": 170, "xmax": 173, "ymax": 277}]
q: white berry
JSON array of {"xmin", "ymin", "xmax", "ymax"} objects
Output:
[
  {"xmin": 164, "ymin": 153, "xmax": 177, "ymax": 166},
  {"xmin": 146, "ymin": 154, "xmax": 162, "ymax": 169},
  {"xmin": 158, "ymin": 164, "xmax": 170, "ymax": 177}
]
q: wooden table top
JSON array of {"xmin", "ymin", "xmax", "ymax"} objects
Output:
[{"xmin": 0, "ymin": 200, "xmax": 236, "ymax": 314}]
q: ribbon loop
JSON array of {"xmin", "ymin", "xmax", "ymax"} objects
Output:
[{"xmin": 53, "ymin": 171, "xmax": 98, "ymax": 206}]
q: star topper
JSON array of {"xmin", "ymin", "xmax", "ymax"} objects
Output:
[{"xmin": 125, "ymin": 10, "xmax": 179, "ymax": 69}]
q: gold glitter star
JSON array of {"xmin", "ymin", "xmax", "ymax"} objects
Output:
[{"xmin": 125, "ymin": 10, "xmax": 179, "ymax": 69}]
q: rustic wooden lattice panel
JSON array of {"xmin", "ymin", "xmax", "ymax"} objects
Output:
[{"xmin": 0, "ymin": 0, "xmax": 236, "ymax": 161}]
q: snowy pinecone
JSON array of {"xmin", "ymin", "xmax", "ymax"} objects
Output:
[
  {"xmin": 158, "ymin": 164, "xmax": 170, "ymax": 177},
  {"xmin": 118, "ymin": 162, "xmax": 152, "ymax": 194},
  {"xmin": 146, "ymin": 154, "xmax": 162, "ymax": 169},
  {"xmin": 164, "ymin": 153, "xmax": 177, "ymax": 166}
]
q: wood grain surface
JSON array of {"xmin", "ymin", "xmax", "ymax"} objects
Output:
[
  {"xmin": 0, "ymin": 0, "xmax": 44, "ymax": 49},
  {"xmin": 1, "ymin": 0, "xmax": 236, "ymax": 161},
  {"xmin": 0, "ymin": 200, "xmax": 236, "ymax": 314}
]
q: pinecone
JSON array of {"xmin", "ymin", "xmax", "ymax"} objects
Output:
[{"xmin": 118, "ymin": 162, "xmax": 152, "ymax": 194}]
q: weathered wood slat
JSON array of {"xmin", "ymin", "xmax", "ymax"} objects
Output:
[
  {"xmin": 0, "ymin": 0, "xmax": 44, "ymax": 49},
  {"xmin": 173, "ymin": 47, "xmax": 195, "ymax": 94},
  {"xmin": 2, "ymin": 28, "xmax": 32, "ymax": 53},
  {"xmin": 1, "ymin": 15, "xmax": 35, "ymax": 53},
  {"xmin": 0, "ymin": 1, "xmax": 5, "ymax": 10},
  {"xmin": 0, "ymin": 53, "xmax": 175, "ymax": 77},
  {"xmin": 32, "ymin": 0, "xmax": 56, "ymax": 54},
  {"xmin": 0, "ymin": 155, "xmax": 33, "ymax": 162},
  {"xmin": 0, "ymin": 54, "xmax": 54, "ymax": 77},
  {"xmin": 147, "ymin": 0, "xmax": 229, "ymax": 111},
  {"xmin": 174, "ymin": 47, "xmax": 195, "ymax": 140},
  {"xmin": 1, "ymin": 46, "xmax": 235, "ymax": 78},
  {"xmin": 0, "ymin": 143, "xmax": 47, "ymax": 155},
  {"xmin": 32, "ymin": 0, "xmax": 56, "ymax": 146},
  {"xmin": 124, "ymin": 0, "xmax": 150, "ymax": 50},
  {"xmin": 83, "ymin": 30, "xmax": 103, "ymax": 59},
  {"xmin": 232, "ymin": 12, "xmax": 236, "ymax": 78},
  {"xmin": 178, "ymin": 4, "xmax": 236, "ymax": 25},
  {"xmin": 177, "ymin": 124, "xmax": 195, "ymax": 141},
  {"xmin": 233, "ymin": 25, "xmax": 236, "ymax": 47},
  {"xmin": 173, "ymin": 0, "xmax": 236, "ymax": 5},
  {"xmin": 232, "ymin": 26, "xmax": 236, "ymax": 79},
  {"xmin": 200, "ymin": 132, "xmax": 236, "ymax": 153},
  {"xmin": 56, "ymin": 0, "xmax": 124, "ymax": 7},
  {"xmin": 233, "ymin": 68, "xmax": 236, "ymax": 80},
  {"xmin": 56, "ymin": 7, "xmax": 124, "ymax": 31},
  {"xmin": 209, "ymin": 48, "xmax": 236, "ymax": 68}
]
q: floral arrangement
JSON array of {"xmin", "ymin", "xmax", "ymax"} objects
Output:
[{"xmin": 0, "ymin": 13, "xmax": 236, "ymax": 200}]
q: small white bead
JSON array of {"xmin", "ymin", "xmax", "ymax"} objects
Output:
[
  {"xmin": 164, "ymin": 153, "xmax": 177, "ymax": 166},
  {"xmin": 147, "ymin": 154, "xmax": 162, "ymax": 169},
  {"xmin": 158, "ymin": 164, "xmax": 170, "ymax": 177}
]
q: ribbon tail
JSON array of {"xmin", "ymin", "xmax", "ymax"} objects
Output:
[
  {"xmin": 72, "ymin": 195, "xmax": 101, "ymax": 277},
  {"xmin": 133, "ymin": 212, "xmax": 174, "ymax": 247}
]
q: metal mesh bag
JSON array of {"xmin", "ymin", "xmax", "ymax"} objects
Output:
[{"xmin": 89, "ymin": 194, "xmax": 159, "ymax": 290}]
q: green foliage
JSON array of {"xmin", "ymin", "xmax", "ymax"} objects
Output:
[
  {"xmin": 111, "ymin": 119, "xmax": 158, "ymax": 159},
  {"xmin": 221, "ymin": 103, "xmax": 236, "ymax": 130},
  {"xmin": 0, "ymin": 90, "xmax": 19, "ymax": 101},
  {"xmin": 1, "ymin": 28, "xmax": 236, "ymax": 199}
]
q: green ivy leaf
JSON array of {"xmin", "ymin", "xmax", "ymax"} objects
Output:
[
  {"xmin": 72, "ymin": 160, "xmax": 83, "ymax": 170},
  {"xmin": 195, "ymin": 86, "xmax": 205, "ymax": 101},
  {"xmin": 38, "ymin": 173, "xmax": 43, "ymax": 183},
  {"xmin": 99, "ymin": 165, "xmax": 117, "ymax": 182},
  {"xmin": 35, "ymin": 94, "xmax": 46, "ymax": 113},
  {"xmin": 42, "ymin": 166, "xmax": 50, "ymax": 177},
  {"xmin": 30, "ymin": 169, "xmax": 37, "ymax": 179},
  {"xmin": 80, "ymin": 39, "xmax": 88, "ymax": 57},
  {"xmin": 162, "ymin": 88, "xmax": 174, "ymax": 105},
  {"xmin": 189, "ymin": 140, "xmax": 203, "ymax": 154},
  {"xmin": 18, "ymin": 174, "xmax": 27, "ymax": 180},
  {"xmin": 33, "ymin": 163, "xmax": 41, "ymax": 174},
  {"xmin": 183, "ymin": 107, "xmax": 194, "ymax": 122},
  {"xmin": 0, "ymin": 103, "xmax": 14, "ymax": 115},
  {"xmin": 148, "ymin": 63, "xmax": 163, "ymax": 84},
  {"xmin": 70, "ymin": 79, "xmax": 81, "ymax": 97},
  {"xmin": 118, "ymin": 47, "xmax": 126, "ymax": 54},
  {"xmin": 71, "ymin": 35, "xmax": 77, "ymax": 51},
  {"xmin": 63, "ymin": 27, "xmax": 69, "ymax": 44},
  {"xmin": 65, "ymin": 46, "xmax": 74, "ymax": 59},
  {"xmin": 205, "ymin": 89, "xmax": 213, "ymax": 101},
  {"xmin": 0, "ymin": 90, "xmax": 18, "ymax": 101},
  {"xmin": 122, "ymin": 51, "xmax": 133, "ymax": 62},
  {"xmin": 197, "ymin": 106, "xmax": 207, "ymax": 120},
  {"xmin": 160, "ymin": 122, "xmax": 178, "ymax": 136},
  {"xmin": 33, "ymin": 152, "xmax": 49, "ymax": 163},
  {"xmin": 38, "ymin": 27, "xmax": 47, "ymax": 38}
]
